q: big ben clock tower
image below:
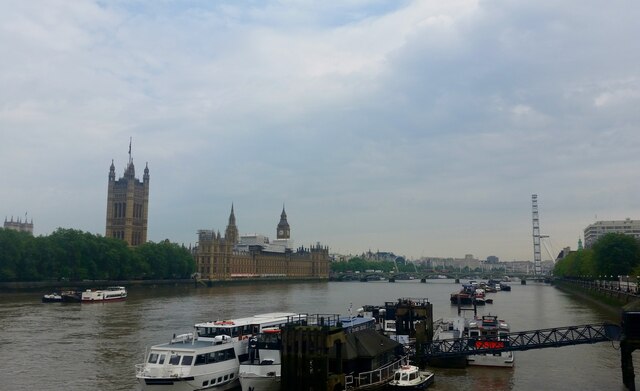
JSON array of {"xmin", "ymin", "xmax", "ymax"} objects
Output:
[{"xmin": 277, "ymin": 205, "xmax": 290, "ymax": 239}]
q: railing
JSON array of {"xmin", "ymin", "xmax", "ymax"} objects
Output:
[
  {"xmin": 343, "ymin": 356, "xmax": 405, "ymax": 390},
  {"xmin": 421, "ymin": 323, "xmax": 621, "ymax": 358}
]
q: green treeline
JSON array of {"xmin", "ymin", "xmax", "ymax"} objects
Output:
[
  {"xmin": 554, "ymin": 233, "xmax": 640, "ymax": 279},
  {"xmin": 0, "ymin": 228, "xmax": 195, "ymax": 282}
]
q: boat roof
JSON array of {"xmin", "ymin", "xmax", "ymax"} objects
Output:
[
  {"xmin": 150, "ymin": 339, "xmax": 232, "ymax": 351},
  {"xmin": 195, "ymin": 312, "xmax": 302, "ymax": 328}
]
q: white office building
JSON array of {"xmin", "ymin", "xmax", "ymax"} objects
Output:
[{"xmin": 583, "ymin": 218, "xmax": 640, "ymax": 248}]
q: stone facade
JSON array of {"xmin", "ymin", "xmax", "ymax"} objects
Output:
[
  {"xmin": 194, "ymin": 206, "xmax": 330, "ymax": 281},
  {"xmin": 105, "ymin": 150, "xmax": 149, "ymax": 247},
  {"xmin": 3, "ymin": 216, "xmax": 33, "ymax": 234}
]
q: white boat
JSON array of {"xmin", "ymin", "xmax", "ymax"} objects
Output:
[
  {"xmin": 136, "ymin": 312, "xmax": 305, "ymax": 391},
  {"xmin": 81, "ymin": 286, "xmax": 127, "ymax": 302},
  {"xmin": 238, "ymin": 328, "xmax": 282, "ymax": 391},
  {"xmin": 466, "ymin": 315, "xmax": 514, "ymax": 367},
  {"xmin": 136, "ymin": 333, "xmax": 240, "ymax": 391},
  {"xmin": 387, "ymin": 363, "xmax": 435, "ymax": 390}
]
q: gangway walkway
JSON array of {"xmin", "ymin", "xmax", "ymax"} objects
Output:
[{"xmin": 421, "ymin": 322, "xmax": 621, "ymax": 359}]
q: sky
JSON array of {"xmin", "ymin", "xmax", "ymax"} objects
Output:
[{"xmin": 1, "ymin": 1, "xmax": 639, "ymax": 262}]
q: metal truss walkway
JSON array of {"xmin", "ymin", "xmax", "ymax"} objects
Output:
[{"xmin": 420, "ymin": 323, "xmax": 621, "ymax": 359}]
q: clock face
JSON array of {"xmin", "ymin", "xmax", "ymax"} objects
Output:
[{"xmin": 279, "ymin": 230, "xmax": 284, "ymax": 235}]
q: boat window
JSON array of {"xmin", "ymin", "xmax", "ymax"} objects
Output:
[
  {"xmin": 202, "ymin": 380, "xmax": 209, "ymax": 387},
  {"xmin": 224, "ymin": 374, "xmax": 229, "ymax": 381},
  {"xmin": 147, "ymin": 353, "xmax": 159, "ymax": 364},
  {"xmin": 158, "ymin": 354, "xmax": 166, "ymax": 364},
  {"xmin": 217, "ymin": 376, "xmax": 222, "ymax": 383},
  {"xmin": 169, "ymin": 354, "xmax": 181, "ymax": 365},
  {"xmin": 195, "ymin": 354, "xmax": 207, "ymax": 366},
  {"xmin": 230, "ymin": 373, "xmax": 234, "ymax": 379},
  {"xmin": 409, "ymin": 372, "xmax": 416, "ymax": 380},
  {"xmin": 394, "ymin": 373, "xmax": 401, "ymax": 381},
  {"xmin": 181, "ymin": 355, "xmax": 193, "ymax": 366}
]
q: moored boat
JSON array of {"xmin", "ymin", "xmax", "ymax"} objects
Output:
[
  {"xmin": 238, "ymin": 328, "xmax": 282, "ymax": 391},
  {"xmin": 136, "ymin": 333, "xmax": 240, "ymax": 391},
  {"xmin": 136, "ymin": 312, "xmax": 305, "ymax": 391},
  {"xmin": 450, "ymin": 284, "xmax": 475, "ymax": 305},
  {"xmin": 387, "ymin": 363, "xmax": 435, "ymax": 390},
  {"xmin": 466, "ymin": 315, "xmax": 514, "ymax": 367},
  {"xmin": 42, "ymin": 292, "xmax": 63, "ymax": 302},
  {"xmin": 81, "ymin": 286, "xmax": 127, "ymax": 302},
  {"xmin": 42, "ymin": 289, "xmax": 82, "ymax": 303}
]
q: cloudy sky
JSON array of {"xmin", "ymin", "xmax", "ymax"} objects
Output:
[{"xmin": 1, "ymin": 1, "xmax": 639, "ymax": 261}]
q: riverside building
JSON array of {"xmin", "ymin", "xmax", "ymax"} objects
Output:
[
  {"xmin": 194, "ymin": 205, "xmax": 330, "ymax": 281},
  {"xmin": 583, "ymin": 218, "xmax": 640, "ymax": 248},
  {"xmin": 3, "ymin": 215, "xmax": 33, "ymax": 234}
]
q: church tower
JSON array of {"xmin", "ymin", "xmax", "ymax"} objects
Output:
[
  {"xmin": 277, "ymin": 205, "xmax": 290, "ymax": 239},
  {"xmin": 105, "ymin": 140, "xmax": 149, "ymax": 247}
]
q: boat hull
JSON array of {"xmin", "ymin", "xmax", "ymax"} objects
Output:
[
  {"xmin": 467, "ymin": 352, "xmax": 515, "ymax": 368},
  {"xmin": 387, "ymin": 372, "xmax": 434, "ymax": 390},
  {"xmin": 137, "ymin": 376, "xmax": 238, "ymax": 391},
  {"xmin": 239, "ymin": 370, "xmax": 280, "ymax": 391}
]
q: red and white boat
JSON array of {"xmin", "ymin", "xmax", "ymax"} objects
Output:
[{"xmin": 81, "ymin": 286, "xmax": 127, "ymax": 302}]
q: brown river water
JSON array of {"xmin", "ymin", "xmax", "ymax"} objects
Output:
[{"xmin": 0, "ymin": 280, "xmax": 632, "ymax": 390}]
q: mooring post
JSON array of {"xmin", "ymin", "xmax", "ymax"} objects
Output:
[
  {"xmin": 621, "ymin": 300, "xmax": 640, "ymax": 390},
  {"xmin": 621, "ymin": 339, "xmax": 636, "ymax": 391}
]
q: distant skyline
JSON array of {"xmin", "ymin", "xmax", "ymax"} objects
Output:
[{"xmin": 2, "ymin": 1, "xmax": 639, "ymax": 261}]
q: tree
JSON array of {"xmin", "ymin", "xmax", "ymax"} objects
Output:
[{"xmin": 592, "ymin": 233, "xmax": 640, "ymax": 278}]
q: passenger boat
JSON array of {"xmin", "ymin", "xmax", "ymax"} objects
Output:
[
  {"xmin": 466, "ymin": 315, "xmax": 514, "ymax": 367},
  {"xmin": 387, "ymin": 363, "xmax": 434, "ymax": 390},
  {"xmin": 428, "ymin": 317, "xmax": 467, "ymax": 368},
  {"xmin": 238, "ymin": 328, "xmax": 282, "ymax": 391},
  {"xmin": 136, "ymin": 333, "xmax": 240, "ymax": 391},
  {"xmin": 136, "ymin": 312, "xmax": 305, "ymax": 391},
  {"xmin": 499, "ymin": 282, "xmax": 511, "ymax": 291},
  {"xmin": 81, "ymin": 286, "xmax": 127, "ymax": 302}
]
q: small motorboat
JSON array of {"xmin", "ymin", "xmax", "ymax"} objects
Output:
[
  {"xmin": 387, "ymin": 364, "xmax": 434, "ymax": 390},
  {"xmin": 42, "ymin": 292, "xmax": 63, "ymax": 302}
]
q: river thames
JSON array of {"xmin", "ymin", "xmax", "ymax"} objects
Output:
[{"xmin": 0, "ymin": 279, "xmax": 631, "ymax": 390}]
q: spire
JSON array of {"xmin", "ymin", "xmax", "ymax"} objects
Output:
[
  {"xmin": 229, "ymin": 203, "xmax": 236, "ymax": 226},
  {"xmin": 109, "ymin": 159, "xmax": 116, "ymax": 180},
  {"xmin": 225, "ymin": 204, "xmax": 239, "ymax": 244},
  {"xmin": 128, "ymin": 137, "xmax": 132, "ymax": 163}
]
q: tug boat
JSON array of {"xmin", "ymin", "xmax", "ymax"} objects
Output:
[
  {"xmin": 387, "ymin": 363, "xmax": 435, "ymax": 390},
  {"xmin": 81, "ymin": 286, "xmax": 127, "ymax": 302}
]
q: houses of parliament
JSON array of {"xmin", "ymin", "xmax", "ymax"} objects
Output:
[
  {"xmin": 104, "ymin": 145, "xmax": 329, "ymax": 281},
  {"xmin": 193, "ymin": 205, "xmax": 330, "ymax": 282}
]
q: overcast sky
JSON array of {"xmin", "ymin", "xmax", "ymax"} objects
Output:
[{"xmin": 2, "ymin": 1, "xmax": 639, "ymax": 261}]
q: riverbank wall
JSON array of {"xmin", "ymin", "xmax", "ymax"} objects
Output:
[
  {"xmin": 554, "ymin": 279, "xmax": 640, "ymax": 320},
  {"xmin": 0, "ymin": 276, "xmax": 328, "ymax": 292}
]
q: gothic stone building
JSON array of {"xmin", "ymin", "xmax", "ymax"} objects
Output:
[
  {"xmin": 194, "ymin": 205, "xmax": 330, "ymax": 281},
  {"xmin": 105, "ymin": 153, "xmax": 149, "ymax": 247}
]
